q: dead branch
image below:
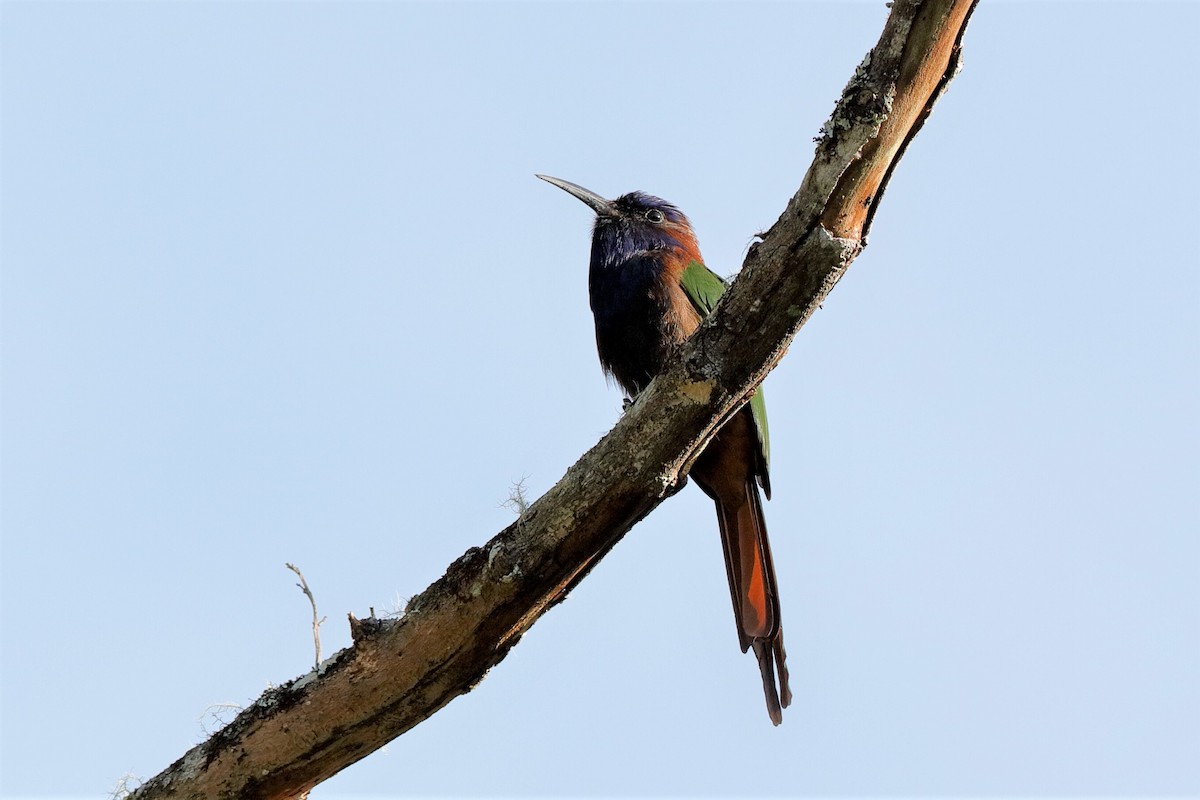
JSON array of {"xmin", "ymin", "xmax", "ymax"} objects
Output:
[
  {"xmin": 129, "ymin": 2, "xmax": 978, "ymax": 797},
  {"xmin": 285, "ymin": 563, "xmax": 324, "ymax": 671}
]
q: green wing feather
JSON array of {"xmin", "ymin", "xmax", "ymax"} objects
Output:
[
  {"xmin": 679, "ymin": 261, "xmax": 771, "ymax": 490},
  {"xmin": 679, "ymin": 258, "xmax": 727, "ymax": 316}
]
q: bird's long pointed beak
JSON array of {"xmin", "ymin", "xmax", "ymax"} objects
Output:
[{"xmin": 536, "ymin": 174, "xmax": 615, "ymax": 217}]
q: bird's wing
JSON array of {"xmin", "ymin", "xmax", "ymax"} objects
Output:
[
  {"xmin": 680, "ymin": 260, "xmax": 771, "ymax": 498},
  {"xmin": 679, "ymin": 258, "xmax": 727, "ymax": 316}
]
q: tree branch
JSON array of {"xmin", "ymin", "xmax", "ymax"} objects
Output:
[{"xmin": 129, "ymin": 2, "xmax": 978, "ymax": 797}]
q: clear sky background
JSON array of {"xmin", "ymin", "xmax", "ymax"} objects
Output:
[{"xmin": 2, "ymin": 1, "xmax": 1197, "ymax": 798}]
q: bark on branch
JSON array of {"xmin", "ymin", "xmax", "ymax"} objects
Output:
[{"xmin": 129, "ymin": 2, "xmax": 978, "ymax": 797}]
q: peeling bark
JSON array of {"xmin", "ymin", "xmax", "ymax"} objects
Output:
[{"xmin": 128, "ymin": 1, "xmax": 979, "ymax": 797}]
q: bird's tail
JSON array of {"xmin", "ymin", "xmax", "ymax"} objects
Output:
[{"xmin": 714, "ymin": 482, "xmax": 792, "ymax": 725}]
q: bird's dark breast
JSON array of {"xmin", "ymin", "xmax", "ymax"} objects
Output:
[{"xmin": 589, "ymin": 253, "xmax": 680, "ymax": 396}]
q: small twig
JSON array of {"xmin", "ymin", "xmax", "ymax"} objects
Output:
[
  {"xmin": 198, "ymin": 702, "xmax": 244, "ymax": 736},
  {"xmin": 286, "ymin": 563, "xmax": 325, "ymax": 670},
  {"xmin": 108, "ymin": 772, "xmax": 142, "ymax": 799},
  {"xmin": 384, "ymin": 591, "xmax": 410, "ymax": 619},
  {"xmin": 502, "ymin": 476, "xmax": 531, "ymax": 517}
]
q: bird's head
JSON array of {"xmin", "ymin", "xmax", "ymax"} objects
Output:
[{"xmin": 537, "ymin": 174, "xmax": 702, "ymax": 270}]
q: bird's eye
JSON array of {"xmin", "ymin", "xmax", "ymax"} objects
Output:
[{"xmin": 644, "ymin": 209, "xmax": 665, "ymax": 224}]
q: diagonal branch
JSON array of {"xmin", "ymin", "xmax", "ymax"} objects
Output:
[{"xmin": 129, "ymin": 2, "xmax": 978, "ymax": 797}]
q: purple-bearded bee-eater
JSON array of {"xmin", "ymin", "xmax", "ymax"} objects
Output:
[{"xmin": 537, "ymin": 174, "xmax": 791, "ymax": 724}]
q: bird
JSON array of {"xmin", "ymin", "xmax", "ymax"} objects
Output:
[{"xmin": 537, "ymin": 174, "xmax": 791, "ymax": 724}]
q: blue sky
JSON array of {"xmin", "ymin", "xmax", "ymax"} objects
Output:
[{"xmin": 2, "ymin": 1, "xmax": 1197, "ymax": 797}]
